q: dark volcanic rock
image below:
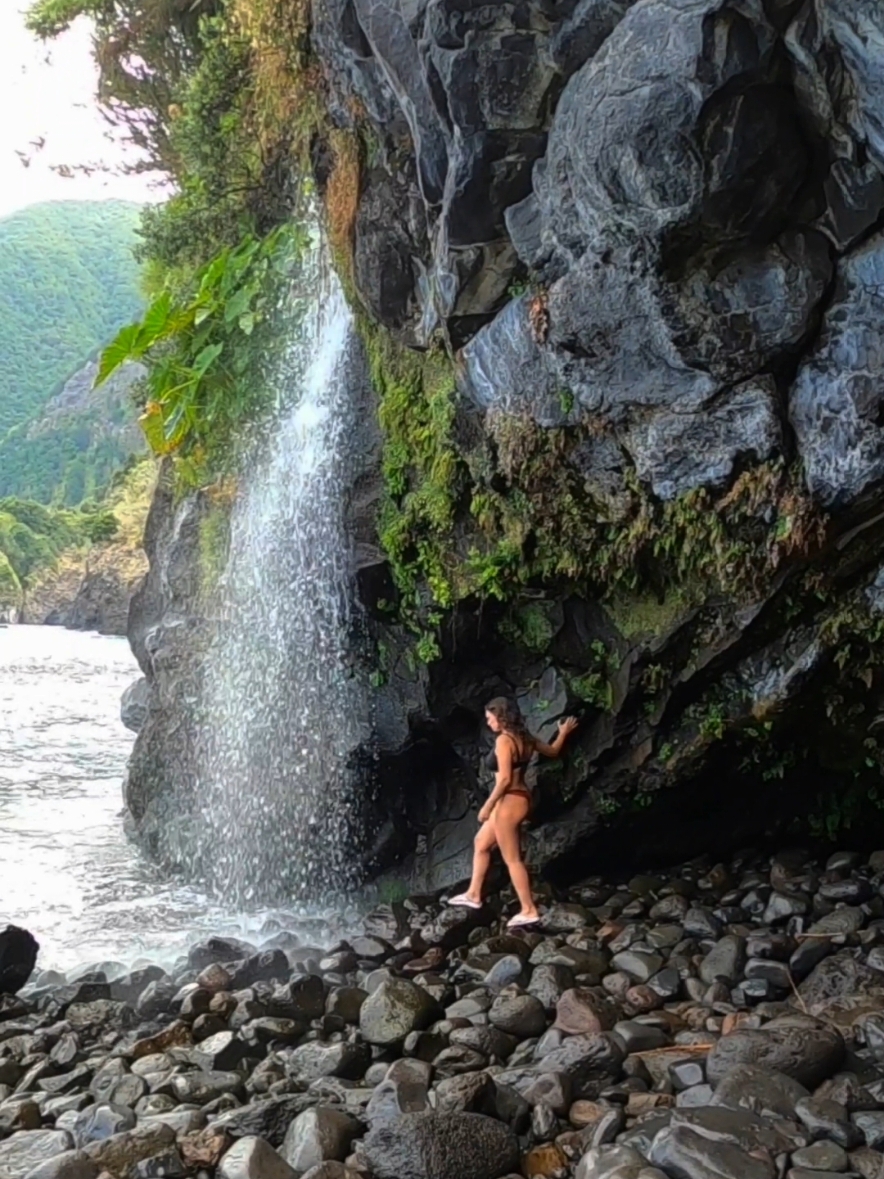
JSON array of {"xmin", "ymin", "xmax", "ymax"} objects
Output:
[
  {"xmin": 14, "ymin": 855, "xmax": 884, "ymax": 1179},
  {"xmin": 120, "ymin": 677, "xmax": 150, "ymax": 734},
  {"xmin": 649, "ymin": 1121, "xmax": 775, "ymax": 1179},
  {"xmin": 359, "ymin": 978, "xmax": 439, "ymax": 1045},
  {"xmin": 211, "ymin": 1095, "xmax": 318, "ymax": 1146},
  {"xmin": 362, "ymin": 1111, "xmax": 519, "ymax": 1179},
  {"xmin": 537, "ymin": 1032, "xmax": 625, "ymax": 1095},
  {"xmin": 706, "ymin": 1016, "xmax": 845, "ymax": 1088},
  {"xmin": 127, "ymin": 0, "xmax": 884, "ymax": 907},
  {"xmin": 791, "ymin": 234, "xmax": 884, "ymax": 506},
  {"xmin": 711, "ymin": 1064, "xmax": 809, "ymax": 1120},
  {"xmin": 43, "ymin": 570, "xmax": 134, "ymax": 637},
  {"xmin": 798, "ymin": 954, "xmax": 884, "ymax": 1015},
  {"xmin": 0, "ymin": 926, "xmax": 38, "ymax": 995}
]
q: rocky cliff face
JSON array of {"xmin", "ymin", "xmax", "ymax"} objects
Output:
[
  {"xmin": 122, "ymin": 462, "xmax": 215, "ymax": 861},
  {"xmin": 126, "ymin": 0, "xmax": 884, "ymax": 892},
  {"xmin": 23, "ymin": 563, "xmax": 143, "ymax": 635},
  {"xmin": 316, "ymin": 0, "xmax": 884, "ymax": 885}
]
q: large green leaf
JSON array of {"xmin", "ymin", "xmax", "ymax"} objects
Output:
[
  {"xmin": 223, "ymin": 285, "xmax": 254, "ymax": 324},
  {"xmin": 95, "ymin": 322, "xmax": 143, "ymax": 386},
  {"xmin": 193, "ymin": 342, "xmax": 224, "ymax": 376},
  {"xmin": 136, "ymin": 290, "xmax": 174, "ymax": 350},
  {"xmin": 198, "ymin": 249, "xmax": 231, "ymax": 296}
]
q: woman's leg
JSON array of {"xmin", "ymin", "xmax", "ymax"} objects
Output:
[
  {"xmin": 463, "ymin": 821, "xmax": 497, "ymax": 902},
  {"xmin": 493, "ymin": 795, "xmax": 538, "ymax": 918}
]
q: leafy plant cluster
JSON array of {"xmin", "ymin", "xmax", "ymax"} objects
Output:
[
  {"xmin": 28, "ymin": 0, "xmax": 322, "ymax": 275},
  {"xmin": 566, "ymin": 640, "xmax": 619, "ymax": 712},
  {"xmin": 28, "ymin": 0, "xmax": 351, "ymax": 486},
  {"xmin": 0, "ymin": 355, "xmax": 146, "ymax": 507},
  {"xmin": 97, "ymin": 224, "xmax": 310, "ymax": 474},
  {"xmin": 367, "ymin": 323, "xmax": 465, "ymax": 620}
]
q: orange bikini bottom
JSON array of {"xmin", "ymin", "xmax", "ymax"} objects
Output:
[{"xmin": 502, "ymin": 788, "xmax": 532, "ymax": 807}]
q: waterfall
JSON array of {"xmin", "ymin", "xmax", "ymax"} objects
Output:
[{"xmin": 194, "ymin": 255, "xmax": 371, "ymax": 907}]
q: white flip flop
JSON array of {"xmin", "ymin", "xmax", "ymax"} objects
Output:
[
  {"xmin": 447, "ymin": 893, "xmax": 482, "ymax": 909},
  {"xmin": 507, "ymin": 912, "xmax": 540, "ymax": 929}
]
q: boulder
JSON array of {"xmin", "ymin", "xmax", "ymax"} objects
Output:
[
  {"xmin": 791, "ymin": 233, "xmax": 884, "ymax": 506},
  {"xmin": 0, "ymin": 926, "xmax": 39, "ymax": 995},
  {"xmin": 280, "ymin": 1108, "xmax": 361, "ymax": 1174},
  {"xmin": 488, "ymin": 992, "xmax": 547, "ymax": 1038},
  {"xmin": 120, "ymin": 677, "xmax": 150, "ymax": 733},
  {"xmin": 0, "ymin": 1131, "xmax": 73, "ymax": 1179},
  {"xmin": 706, "ymin": 1016, "xmax": 844, "ymax": 1088},
  {"xmin": 210, "ymin": 1095, "xmax": 318, "ymax": 1147},
  {"xmin": 19, "ymin": 1151, "xmax": 99, "ymax": 1179},
  {"xmin": 537, "ymin": 1033, "xmax": 625, "ymax": 1094},
  {"xmin": 362, "ymin": 1111, "xmax": 519, "ymax": 1179},
  {"xmin": 710, "ymin": 1064, "xmax": 809, "ymax": 1119},
  {"xmin": 83, "ymin": 1123, "xmax": 176, "ymax": 1174},
  {"xmin": 218, "ymin": 1136, "xmax": 297, "ymax": 1179},
  {"xmin": 359, "ymin": 978, "xmax": 439, "ymax": 1045},
  {"xmin": 649, "ymin": 1122, "xmax": 775, "ymax": 1179},
  {"xmin": 575, "ymin": 1144, "xmax": 668, "ymax": 1179}
]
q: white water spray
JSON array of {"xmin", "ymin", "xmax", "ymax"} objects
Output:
[{"xmin": 195, "ymin": 258, "xmax": 371, "ymax": 907}]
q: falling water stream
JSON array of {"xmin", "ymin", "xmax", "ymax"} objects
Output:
[{"xmin": 194, "ymin": 258, "xmax": 371, "ymax": 907}]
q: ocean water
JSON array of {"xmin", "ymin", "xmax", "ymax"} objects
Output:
[{"xmin": 0, "ymin": 625, "xmax": 352, "ymax": 973}]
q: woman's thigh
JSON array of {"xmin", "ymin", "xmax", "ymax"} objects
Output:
[
  {"xmin": 492, "ymin": 794, "xmax": 530, "ymax": 862},
  {"xmin": 475, "ymin": 820, "xmax": 497, "ymax": 852}
]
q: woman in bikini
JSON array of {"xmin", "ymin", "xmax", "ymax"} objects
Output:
[{"xmin": 448, "ymin": 697, "xmax": 578, "ymax": 928}]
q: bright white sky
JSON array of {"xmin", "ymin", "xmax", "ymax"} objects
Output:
[{"xmin": 0, "ymin": 5, "xmax": 164, "ymax": 219}]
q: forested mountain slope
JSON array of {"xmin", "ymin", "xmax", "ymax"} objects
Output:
[
  {"xmin": 0, "ymin": 356, "xmax": 146, "ymax": 504},
  {"xmin": 0, "ymin": 200, "xmax": 145, "ymax": 501}
]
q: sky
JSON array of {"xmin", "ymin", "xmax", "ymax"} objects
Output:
[{"xmin": 0, "ymin": 5, "xmax": 163, "ymax": 219}]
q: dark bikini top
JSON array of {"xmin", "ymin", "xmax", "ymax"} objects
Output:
[{"xmin": 484, "ymin": 737, "xmax": 532, "ymax": 774}]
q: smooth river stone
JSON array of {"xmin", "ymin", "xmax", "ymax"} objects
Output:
[{"xmin": 0, "ymin": 1129, "xmax": 73, "ymax": 1178}]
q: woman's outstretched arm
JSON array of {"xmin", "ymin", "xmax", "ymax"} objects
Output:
[{"xmin": 534, "ymin": 716, "xmax": 579, "ymax": 759}]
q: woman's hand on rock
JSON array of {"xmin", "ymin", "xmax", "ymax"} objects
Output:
[{"xmin": 558, "ymin": 716, "xmax": 579, "ymax": 737}]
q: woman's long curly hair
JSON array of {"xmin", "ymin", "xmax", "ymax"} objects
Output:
[{"xmin": 486, "ymin": 696, "xmax": 533, "ymax": 745}]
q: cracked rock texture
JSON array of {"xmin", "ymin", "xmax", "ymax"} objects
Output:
[
  {"xmin": 311, "ymin": 0, "xmax": 884, "ymax": 887},
  {"xmin": 126, "ymin": 0, "xmax": 884, "ymax": 893}
]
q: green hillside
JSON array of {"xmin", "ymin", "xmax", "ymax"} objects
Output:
[
  {"xmin": 0, "ymin": 458, "xmax": 155, "ymax": 618},
  {"xmin": 0, "ymin": 199, "xmax": 145, "ymax": 452},
  {"xmin": 0, "ymin": 494, "xmax": 118, "ymax": 615},
  {"xmin": 0, "ymin": 356, "xmax": 146, "ymax": 504}
]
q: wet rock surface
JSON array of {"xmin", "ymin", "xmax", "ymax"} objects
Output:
[
  {"xmin": 128, "ymin": 0, "xmax": 884, "ymax": 907},
  {"xmin": 0, "ymin": 926, "xmax": 39, "ymax": 996},
  {"xmin": 8, "ymin": 848, "xmax": 884, "ymax": 1177},
  {"xmin": 306, "ymin": 0, "xmax": 884, "ymax": 896}
]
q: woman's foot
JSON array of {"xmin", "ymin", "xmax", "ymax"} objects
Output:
[
  {"xmin": 507, "ymin": 910, "xmax": 540, "ymax": 928},
  {"xmin": 447, "ymin": 892, "xmax": 482, "ymax": 909}
]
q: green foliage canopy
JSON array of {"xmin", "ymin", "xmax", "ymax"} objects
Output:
[
  {"xmin": 27, "ymin": 0, "xmax": 321, "ymax": 485},
  {"xmin": 0, "ymin": 358, "xmax": 146, "ymax": 506}
]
